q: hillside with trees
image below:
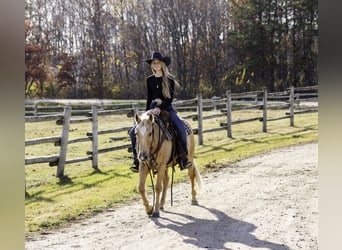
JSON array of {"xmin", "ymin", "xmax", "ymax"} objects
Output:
[{"xmin": 25, "ymin": 0, "xmax": 318, "ymax": 99}]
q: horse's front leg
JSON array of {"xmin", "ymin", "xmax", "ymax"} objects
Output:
[
  {"xmin": 160, "ymin": 166, "xmax": 169, "ymax": 211},
  {"xmin": 152, "ymin": 165, "xmax": 166, "ymax": 218},
  {"xmin": 138, "ymin": 164, "xmax": 153, "ymax": 216}
]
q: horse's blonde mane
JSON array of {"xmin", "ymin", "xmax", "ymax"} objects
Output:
[
  {"xmin": 140, "ymin": 111, "xmax": 152, "ymax": 120},
  {"xmin": 135, "ymin": 111, "xmax": 154, "ymax": 126}
]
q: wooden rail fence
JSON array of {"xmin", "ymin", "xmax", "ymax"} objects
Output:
[{"xmin": 25, "ymin": 86, "xmax": 318, "ymax": 178}]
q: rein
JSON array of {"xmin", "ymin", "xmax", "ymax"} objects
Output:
[
  {"xmin": 149, "ymin": 121, "xmax": 164, "ymax": 165},
  {"xmin": 147, "ymin": 163, "xmax": 155, "ymax": 210}
]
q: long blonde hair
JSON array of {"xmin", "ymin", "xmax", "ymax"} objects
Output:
[{"xmin": 151, "ymin": 62, "xmax": 180, "ymax": 99}]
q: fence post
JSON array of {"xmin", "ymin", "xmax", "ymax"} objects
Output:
[
  {"xmin": 91, "ymin": 105, "xmax": 99, "ymax": 169},
  {"xmin": 226, "ymin": 90, "xmax": 232, "ymax": 138},
  {"xmin": 197, "ymin": 94, "xmax": 203, "ymax": 145},
  {"xmin": 211, "ymin": 96, "xmax": 219, "ymax": 111},
  {"xmin": 262, "ymin": 87, "xmax": 267, "ymax": 132},
  {"xmin": 289, "ymin": 85, "xmax": 294, "ymax": 126},
  {"xmin": 295, "ymin": 93, "xmax": 300, "ymax": 108},
  {"xmin": 33, "ymin": 104, "xmax": 38, "ymax": 116},
  {"xmin": 133, "ymin": 103, "xmax": 139, "ymax": 117},
  {"xmin": 56, "ymin": 105, "xmax": 72, "ymax": 178}
]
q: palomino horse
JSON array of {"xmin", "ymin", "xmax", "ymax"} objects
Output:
[{"xmin": 134, "ymin": 110, "xmax": 203, "ymax": 217}]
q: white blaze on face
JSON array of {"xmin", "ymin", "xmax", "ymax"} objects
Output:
[{"xmin": 139, "ymin": 125, "xmax": 147, "ymax": 136}]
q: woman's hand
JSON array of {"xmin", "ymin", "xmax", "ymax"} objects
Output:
[
  {"xmin": 151, "ymin": 107, "xmax": 161, "ymax": 116},
  {"xmin": 154, "ymin": 98, "xmax": 162, "ymax": 106}
]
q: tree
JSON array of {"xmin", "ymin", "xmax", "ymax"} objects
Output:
[{"xmin": 24, "ymin": 0, "xmax": 318, "ymax": 99}]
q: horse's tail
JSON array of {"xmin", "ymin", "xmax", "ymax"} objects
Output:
[{"xmin": 192, "ymin": 160, "xmax": 203, "ymax": 192}]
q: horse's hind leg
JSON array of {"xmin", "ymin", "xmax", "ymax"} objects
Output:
[
  {"xmin": 188, "ymin": 166, "xmax": 199, "ymax": 205},
  {"xmin": 138, "ymin": 167, "xmax": 153, "ymax": 216},
  {"xmin": 186, "ymin": 133, "xmax": 200, "ymax": 205}
]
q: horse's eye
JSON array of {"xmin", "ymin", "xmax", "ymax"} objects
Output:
[{"xmin": 149, "ymin": 132, "xmax": 152, "ymax": 137}]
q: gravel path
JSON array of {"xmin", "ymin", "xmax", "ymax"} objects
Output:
[{"xmin": 26, "ymin": 143, "xmax": 318, "ymax": 250}]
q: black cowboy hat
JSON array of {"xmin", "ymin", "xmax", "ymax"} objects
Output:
[{"xmin": 145, "ymin": 52, "xmax": 171, "ymax": 66}]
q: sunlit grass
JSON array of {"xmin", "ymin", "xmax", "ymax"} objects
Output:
[{"xmin": 25, "ymin": 109, "xmax": 318, "ymax": 235}]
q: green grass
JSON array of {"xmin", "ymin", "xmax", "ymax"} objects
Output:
[{"xmin": 25, "ymin": 109, "xmax": 318, "ymax": 236}]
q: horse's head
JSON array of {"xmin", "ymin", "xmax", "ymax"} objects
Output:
[{"xmin": 134, "ymin": 111, "xmax": 156, "ymax": 162}]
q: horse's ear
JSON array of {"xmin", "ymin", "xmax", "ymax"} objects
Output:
[
  {"xmin": 134, "ymin": 113, "xmax": 141, "ymax": 124},
  {"xmin": 148, "ymin": 112, "xmax": 154, "ymax": 122}
]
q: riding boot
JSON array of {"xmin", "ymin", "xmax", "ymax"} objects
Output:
[
  {"xmin": 176, "ymin": 140, "xmax": 192, "ymax": 170},
  {"xmin": 179, "ymin": 157, "xmax": 192, "ymax": 170},
  {"xmin": 130, "ymin": 158, "xmax": 139, "ymax": 173}
]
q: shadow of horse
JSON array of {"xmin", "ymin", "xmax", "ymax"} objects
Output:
[{"xmin": 152, "ymin": 205, "xmax": 289, "ymax": 250}]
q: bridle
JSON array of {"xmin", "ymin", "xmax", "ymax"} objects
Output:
[{"xmin": 138, "ymin": 116, "xmax": 167, "ymax": 170}]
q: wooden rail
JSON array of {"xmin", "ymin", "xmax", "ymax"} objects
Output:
[{"xmin": 25, "ymin": 86, "xmax": 318, "ymax": 178}]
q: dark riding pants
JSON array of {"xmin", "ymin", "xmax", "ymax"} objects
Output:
[{"xmin": 167, "ymin": 108, "xmax": 188, "ymax": 156}]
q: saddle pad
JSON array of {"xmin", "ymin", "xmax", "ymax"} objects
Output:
[
  {"xmin": 166, "ymin": 120, "xmax": 192, "ymax": 138},
  {"xmin": 183, "ymin": 120, "xmax": 192, "ymax": 136},
  {"xmin": 154, "ymin": 115, "xmax": 192, "ymax": 139}
]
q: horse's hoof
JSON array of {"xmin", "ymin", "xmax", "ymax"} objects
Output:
[
  {"xmin": 160, "ymin": 206, "xmax": 164, "ymax": 211},
  {"xmin": 191, "ymin": 200, "xmax": 199, "ymax": 206},
  {"xmin": 146, "ymin": 206, "xmax": 153, "ymax": 216},
  {"xmin": 151, "ymin": 211, "xmax": 160, "ymax": 218}
]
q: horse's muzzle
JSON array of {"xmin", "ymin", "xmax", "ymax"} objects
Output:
[{"xmin": 138, "ymin": 152, "xmax": 151, "ymax": 162}]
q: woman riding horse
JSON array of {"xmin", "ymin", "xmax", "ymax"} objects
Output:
[{"xmin": 129, "ymin": 51, "xmax": 192, "ymax": 172}]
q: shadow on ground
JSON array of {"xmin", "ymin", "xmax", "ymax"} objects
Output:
[{"xmin": 152, "ymin": 205, "xmax": 289, "ymax": 250}]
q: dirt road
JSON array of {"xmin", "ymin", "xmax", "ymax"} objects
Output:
[{"xmin": 26, "ymin": 143, "xmax": 318, "ymax": 250}]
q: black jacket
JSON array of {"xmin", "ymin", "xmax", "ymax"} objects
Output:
[{"xmin": 145, "ymin": 74, "xmax": 175, "ymax": 111}]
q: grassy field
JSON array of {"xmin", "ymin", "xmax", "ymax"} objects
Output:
[{"xmin": 25, "ymin": 108, "xmax": 318, "ymax": 236}]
